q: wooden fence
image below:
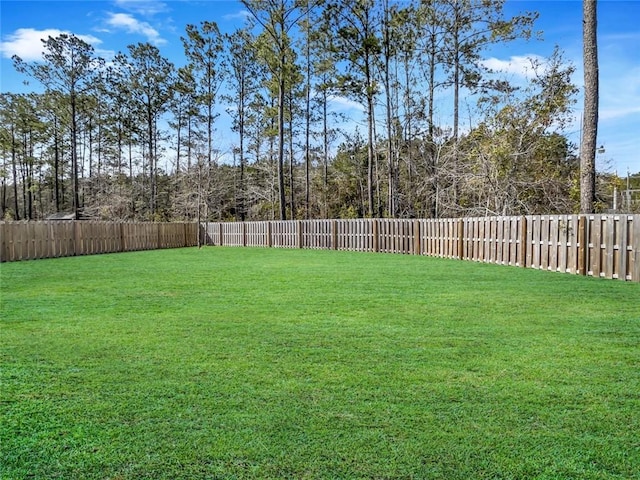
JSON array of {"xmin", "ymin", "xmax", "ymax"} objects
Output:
[
  {"xmin": 3, "ymin": 216, "xmax": 639, "ymax": 282},
  {"xmin": 204, "ymin": 215, "xmax": 640, "ymax": 282},
  {"xmin": 0, "ymin": 221, "xmax": 198, "ymax": 262}
]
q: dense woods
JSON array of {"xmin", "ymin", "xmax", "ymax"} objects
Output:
[{"xmin": 1, "ymin": 0, "xmax": 636, "ymax": 222}]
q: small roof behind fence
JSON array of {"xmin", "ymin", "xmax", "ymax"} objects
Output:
[{"xmin": 45, "ymin": 212, "xmax": 76, "ymax": 220}]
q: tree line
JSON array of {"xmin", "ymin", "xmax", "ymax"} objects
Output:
[{"xmin": 0, "ymin": 0, "xmax": 624, "ymax": 222}]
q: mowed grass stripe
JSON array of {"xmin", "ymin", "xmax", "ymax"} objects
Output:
[{"xmin": 1, "ymin": 247, "xmax": 639, "ymax": 479}]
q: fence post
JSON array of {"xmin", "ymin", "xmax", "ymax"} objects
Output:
[
  {"xmin": 332, "ymin": 220, "xmax": 338, "ymax": 250},
  {"xmin": 73, "ymin": 221, "xmax": 80, "ymax": 256},
  {"xmin": 578, "ymin": 215, "xmax": 587, "ymax": 276},
  {"xmin": 243, "ymin": 222, "xmax": 247, "ymax": 247},
  {"xmin": 519, "ymin": 216, "xmax": 527, "ymax": 268},
  {"xmin": 413, "ymin": 219, "xmax": 421, "ymax": 255},
  {"xmin": 632, "ymin": 215, "xmax": 640, "ymax": 281},
  {"xmin": 0, "ymin": 222, "xmax": 5, "ymax": 262},
  {"xmin": 297, "ymin": 220, "xmax": 303, "ymax": 249},
  {"xmin": 373, "ymin": 219, "xmax": 379, "ymax": 253},
  {"xmin": 457, "ymin": 219, "xmax": 464, "ymax": 260}
]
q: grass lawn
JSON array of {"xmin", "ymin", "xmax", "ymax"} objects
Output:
[{"xmin": 1, "ymin": 246, "xmax": 639, "ymax": 479}]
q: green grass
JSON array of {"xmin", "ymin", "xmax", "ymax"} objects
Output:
[{"xmin": 1, "ymin": 247, "xmax": 639, "ymax": 479}]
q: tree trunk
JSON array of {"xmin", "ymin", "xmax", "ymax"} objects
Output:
[
  {"xmin": 53, "ymin": 116, "xmax": 61, "ymax": 212},
  {"xmin": 322, "ymin": 89, "xmax": 329, "ymax": 218},
  {"xmin": 71, "ymin": 92, "xmax": 80, "ymax": 220},
  {"xmin": 580, "ymin": 0, "xmax": 598, "ymax": 213},
  {"xmin": 367, "ymin": 93, "xmax": 375, "ymax": 218},
  {"xmin": 288, "ymin": 102, "xmax": 295, "ymax": 219},
  {"xmin": 304, "ymin": 14, "xmax": 312, "ymax": 219},
  {"xmin": 452, "ymin": 5, "xmax": 460, "ymax": 141},
  {"xmin": 278, "ymin": 72, "xmax": 287, "ymax": 220},
  {"xmin": 383, "ymin": 0, "xmax": 394, "ymax": 218}
]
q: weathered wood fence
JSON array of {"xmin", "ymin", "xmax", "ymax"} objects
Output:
[
  {"xmin": 0, "ymin": 221, "xmax": 198, "ymax": 262},
  {"xmin": 3, "ymin": 216, "xmax": 639, "ymax": 282},
  {"xmin": 204, "ymin": 215, "xmax": 640, "ymax": 282}
]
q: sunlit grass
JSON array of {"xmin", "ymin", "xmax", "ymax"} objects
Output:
[{"xmin": 1, "ymin": 247, "xmax": 639, "ymax": 479}]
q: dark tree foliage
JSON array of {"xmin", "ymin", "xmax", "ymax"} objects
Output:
[{"xmin": 1, "ymin": 1, "xmax": 614, "ymax": 222}]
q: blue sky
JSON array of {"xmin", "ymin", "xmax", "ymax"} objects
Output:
[{"xmin": 1, "ymin": 0, "xmax": 639, "ymax": 174}]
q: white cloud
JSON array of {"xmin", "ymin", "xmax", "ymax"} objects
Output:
[
  {"xmin": 480, "ymin": 55, "xmax": 546, "ymax": 79},
  {"xmin": 0, "ymin": 28, "xmax": 102, "ymax": 61},
  {"xmin": 113, "ymin": 0, "xmax": 169, "ymax": 16},
  {"xmin": 328, "ymin": 95, "xmax": 365, "ymax": 112},
  {"xmin": 600, "ymin": 105, "xmax": 640, "ymax": 121},
  {"xmin": 600, "ymin": 67, "xmax": 640, "ymax": 121},
  {"xmin": 105, "ymin": 12, "xmax": 165, "ymax": 45},
  {"xmin": 223, "ymin": 10, "xmax": 253, "ymax": 21}
]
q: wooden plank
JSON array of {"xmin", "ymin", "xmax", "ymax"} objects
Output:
[
  {"xmin": 519, "ymin": 216, "xmax": 527, "ymax": 268},
  {"xmin": 484, "ymin": 217, "xmax": 491, "ymax": 263},
  {"xmin": 14, "ymin": 222, "xmax": 22, "ymax": 261},
  {"xmin": 495, "ymin": 217, "xmax": 503, "ymax": 265},
  {"xmin": 391, "ymin": 220, "xmax": 397, "ymax": 253},
  {"xmin": 632, "ymin": 215, "xmax": 640, "ymax": 281},
  {"xmin": 243, "ymin": 222, "xmax": 247, "ymax": 247},
  {"xmin": 456, "ymin": 219, "xmax": 462, "ymax": 260},
  {"xmin": 490, "ymin": 217, "xmax": 497, "ymax": 263},
  {"xmin": 331, "ymin": 220, "xmax": 337, "ymax": 250},
  {"xmin": 504, "ymin": 217, "xmax": 511, "ymax": 265},
  {"xmin": 549, "ymin": 216, "xmax": 559, "ymax": 271},
  {"xmin": 530, "ymin": 216, "xmax": 539, "ymax": 269},
  {"xmin": 372, "ymin": 218, "xmax": 379, "ymax": 253},
  {"xmin": 542, "ymin": 215, "xmax": 550, "ymax": 270},
  {"xmin": 563, "ymin": 215, "xmax": 575, "ymax": 272},
  {"xmin": 604, "ymin": 216, "xmax": 616, "ymax": 279},
  {"xmin": 11, "ymin": 223, "xmax": 20, "ymax": 261},
  {"xmin": 465, "ymin": 218, "xmax": 472, "ymax": 260},
  {"xmin": 524, "ymin": 216, "xmax": 533, "ymax": 269},
  {"xmin": 479, "ymin": 218, "xmax": 486, "ymax": 262},
  {"xmin": 424, "ymin": 220, "xmax": 430, "ymax": 256},
  {"xmin": 556, "ymin": 216, "xmax": 567, "ymax": 273},
  {"xmin": 1, "ymin": 222, "xmax": 10, "ymax": 262},
  {"xmin": 0, "ymin": 222, "xmax": 6, "ymax": 262},
  {"xmin": 590, "ymin": 215, "xmax": 602, "ymax": 278},
  {"xmin": 442, "ymin": 219, "xmax": 447, "ymax": 257},
  {"xmin": 618, "ymin": 216, "xmax": 630, "ymax": 280},
  {"xmin": 539, "ymin": 216, "xmax": 548, "ymax": 270},
  {"xmin": 577, "ymin": 215, "xmax": 586, "ymax": 276},
  {"xmin": 472, "ymin": 218, "xmax": 479, "ymax": 261}
]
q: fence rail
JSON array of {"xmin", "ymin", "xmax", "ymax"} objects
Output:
[
  {"xmin": 0, "ymin": 221, "xmax": 198, "ymax": 262},
  {"xmin": 204, "ymin": 215, "xmax": 640, "ymax": 282}
]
